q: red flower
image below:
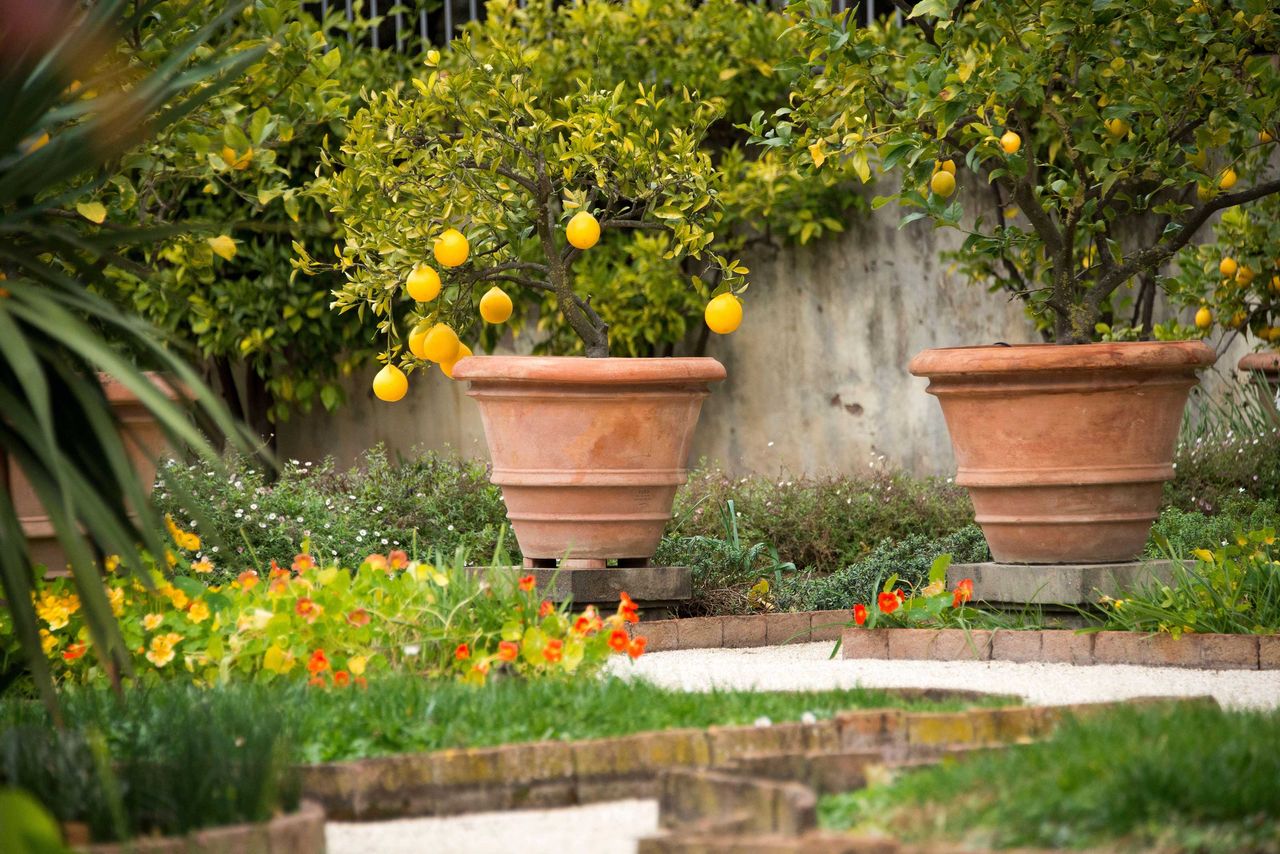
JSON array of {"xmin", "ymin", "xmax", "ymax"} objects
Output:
[
  {"xmin": 952, "ymin": 578, "xmax": 974, "ymax": 608},
  {"xmin": 455, "ymin": 643, "xmax": 471, "ymax": 661},
  {"xmin": 346, "ymin": 608, "xmax": 371, "ymax": 627},
  {"xmin": 295, "ymin": 597, "xmax": 323, "ymax": 623},
  {"xmin": 518, "ymin": 574, "xmax": 536, "ymax": 592},
  {"xmin": 628, "ymin": 637, "xmax": 647, "ymax": 659},
  {"xmin": 292, "ymin": 553, "xmax": 316, "ymax": 574},
  {"xmin": 877, "ymin": 592, "xmax": 900, "ymax": 615},
  {"xmin": 853, "ymin": 604, "xmax": 867, "ymax": 626},
  {"xmin": 543, "ymin": 639, "xmax": 563, "ymax": 663},
  {"xmin": 608, "ymin": 628, "xmax": 629, "ymax": 652},
  {"xmin": 573, "ymin": 609, "xmax": 603, "ymax": 635},
  {"xmin": 62, "ymin": 642, "xmax": 88, "ymax": 661},
  {"xmin": 473, "ymin": 661, "xmax": 491, "ymax": 676},
  {"xmin": 388, "ymin": 550, "xmax": 409, "ymax": 570},
  {"xmin": 498, "ymin": 641, "xmax": 519, "ymax": 662},
  {"xmin": 618, "ymin": 591, "xmax": 639, "ymax": 623},
  {"xmin": 354, "ymin": 676, "xmax": 368, "ymax": 689},
  {"xmin": 307, "ymin": 649, "xmax": 330, "ymax": 675},
  {"xmin": 539, "ymin": 600, "xmax": 554, "ymax": 618},
  {"xmin": 269, "ymin": 560, "xmax": 289, "ymax": 579},
  {"xmin": 307, "ymin": 676, "xmax": 326, "ymax": 688},
  {"xmin": 333, "ymin": 670, "xmax": 351, "ymax": 687}
]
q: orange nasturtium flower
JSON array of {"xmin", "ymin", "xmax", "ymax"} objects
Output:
[
  {"xmin": 518, "ymin": 574, "xmax": 536, "ymax": 592},
  {"xmin": 62, "ymin": 641, "xmax": 88, "ymax": 661},
  {"xmin": 628, "ymin": 637, "xmax": 647, "ymax": 659},
  {"xmin": 952, "ymin": 578, "xmax": 974, "ymax": 608},
  {"xmin": 539, "ymin": 600, "xmax": 554, "ymax": 618},
  {"xmin": 308, "ymin": 676, "xmax": 326, "ymax": 687},
  {"xmin": 498, "ymin": 641, "xmax": 519, "ymax": 662},
  {"xmin": 853, "ymin": 604, "xmax": 867, "ymax": 626},
  {"xmin": 187, "ymin": 600, "xmax": 211, "ymax": 624},
  {"xmin": 236, "ymin": 570, "xmax": 259, "ymax": 591},
  {"xmin": 333, "ymin": 670, "xmax": 351, "ymax": 687},
  {"xmin": 543, "ymin": 639, "xmax": 564, "ymax": 663},
  {"xmin": 455, "ymin": 643, "xmax": 471, "ymax": 661},
  {"xmin": 307, "ymin": 649, "xmax": 330, "ymax": 675},
  {"xmin": 346, "ymin": 608, "xmax": 371, "ymax": 627},
  {"xmin": 146, "ymin": 633, "xmax": 182, "ymax": 668},
  {"xmin": 191, "ymin": 557, "xmax": 215, "ymax": 575},
  {"xmin": 292, "ymin": 553, "xmax": 316, "ymax": 574},
  {"xmin": 877, "ymin": 592, "xmax": 900, "ymax": 615},
  {"xmin": 143, "ymin": 613, "xmax": 164, "ymax": 631},
  {"xmin": 295, "ymin": 597, "xmax": 323, "ymax": 623},
  {"xmin": 364, "ymin": 553, "xmax": 389, "ymax": 573},
  {"xmin": 269, "ymin": 560, "xmax": 289, "ymax": 579},
  {"xmin": 608, "ymin": 628, "xmax": 629, "ymax": 652},
  {"xmin": 388, "ymin": 550, "xmax": 409, "ymax": 570}
]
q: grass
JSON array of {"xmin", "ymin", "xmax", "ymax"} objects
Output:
[
  {"xmin": 819, "ymin": 702, "xmax": 1280, "ymax": 853},
  {"xmin": 0, "ymin": 676, "xmax": 1014, "ymax": 768}
]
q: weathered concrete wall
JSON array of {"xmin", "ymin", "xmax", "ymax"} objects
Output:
[{"xmin": 277, "ymin": 193, "xmax": 1040, "ymax": 476}]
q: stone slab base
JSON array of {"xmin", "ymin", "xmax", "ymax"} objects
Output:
[
  {"xmin": 471, "ymin": 565, "xmax": 691, "ymax": 607},
  {"xmin": 949, "ymin": 560, "xmax": 1176, "ymax": 607}
]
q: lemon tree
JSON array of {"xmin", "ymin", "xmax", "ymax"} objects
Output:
[
  {"xmin": 308, "ymin": 7, "xmax": 749, "ymax": 395},
  {"xmin": 757, "ymin": 0, "xmax": 1280, "ymax": 343}
]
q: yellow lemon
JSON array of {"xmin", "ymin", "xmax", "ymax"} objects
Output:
[
  {"xmin": 704, "ymin": 292, "xmax": 743, "ymax": 335},
  {"xmin": 372, "ymin": 364, "xmax": 408, "ymax": 402},
  {"xmin": 434, "ymin": 229, "xmax": 469, "ymax": 268},
  {"xmin": 1236, "ymin": 265, "xmax": 1255, "ymax": 285},
  {"xmin": 422, "ymin": 323, "xmax": 460, "ymax": 363},
  {"xmin": 1271, "ymin": 274, "xmax": 1280, "ymax": 294},
  {"xmin": 566, "ymin": 211, "xmax": 601, "ymax": 250},
  {"xmin": 935, "ymin": 159, "xmax": 956, "ymax": 175},
  {"xmin": 999, "ymin": 131, "xmax": 1021, "ymax": 154},
  {"xmin": 1219, "ymin": 257, "xmax": 1238, "ymax": 277},
  {"xmin": 208, "ymin": 235, "xmax": 237, "ymax": 260},
  {"xmin": 440, "ymin": 342, "xmax": 473, "ymax": 379},
  {"xmin": 1231, "ymin": 310, "xmax": 1248, "ymax": 328},
  {"xmin": 930, "ymin": 170, "xmax": 957, "ymax": 197},
  {"xmin": 1194, "ymin": 306, "xmax": 1213, "ymax": 330},
  {"xmin": 479, "ymin": 286, "xmax": 513, "ymax": 324},
  {"xmin": 1218, "ymin": 167, "xmax": 1237, "ymax": 190},
  {"xmin": 406, "ymin": 265, "xmax": 442, "ymax": 302},
  {"xmin": 408, "ymin": 323, "xmax": 431, "ymax": 360},
  {"xmin": 1261, "ymin": 130, "xmax": 1274, "ymax": 144},
  {"xmin": 1104, "ymin": 118, "xmax": 1130, "ymax": 138},
  {"xmin": 221, "ymin": 146, "xmax": 252, "ymax": 170}
]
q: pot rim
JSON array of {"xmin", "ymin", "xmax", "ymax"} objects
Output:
[
  {"xmin": 909, "ymin": 340, "xmax": 1217, "ymax": 377},
  {"xmin": 1239, "ymin": 351, "xmax": 1280, "ymax": 372},
  {"xmin": 452, "ymin": 355, "xmax": 726, "ymax": 385}
]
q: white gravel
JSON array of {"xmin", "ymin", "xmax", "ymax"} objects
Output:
[
  {"xmin": 326, "ymin": 799, "xmax": 658, "ymax": 854},
  {"xmin": 608, "ymin": 641, "xmax": 1280, "ymax": 710}
]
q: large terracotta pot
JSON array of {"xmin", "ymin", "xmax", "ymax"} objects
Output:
[
  {"xmin": 909, "ymin": 341, "xmax": 1217, "ymax": 564},
  {"xmin": 452, "ymin": 356, "xmax": 725, "ymax": 567},
  {"xmin": 1239, "ymin": 351, "xmax": 1280, "ymax": 384},
  {"xmin": 4, "ymin": 372, "xmax": 183, "ymax": 573}
]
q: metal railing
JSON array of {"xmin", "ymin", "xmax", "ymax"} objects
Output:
[{"xmin": 312, "ymin": 0, "xmax": 895, "ymax": 50}]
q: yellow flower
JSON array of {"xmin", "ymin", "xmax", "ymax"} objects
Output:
[
  {"xmin": 187, "ymin": 600, "xmax": 210, "ymax": 624},
  {"xmin": 191, "ymin": 557, "xmax": 215, "ymax": 575},
  {"xmin": 35, "ymin": 594, "xmax": 70, "ymax": 630},
  {"xmin": 104, "ymin": 555, "xmax": 121, "ymax": 573},
  {"xmin": 165, "ymin": 587, "xmax": 189, "ymax": 611},
  {"xmin": 64, "ymin": 594, "xmax": 80, "ymax": 614},
  {"xmin": 39, "ymin": 629, "xmax": 57, "ymax": 655},
  {"xmin": 107, "ymin": 587, "xmax": 125, "ymax": 616},
  {"xmin": 145, "ymin": 633, "xmax": 181, "ymax": 668},
  {"xmin": 348, "ymin": 655, "xmax": 367, "ymax": 676},
  {"xmin": 1192, "ymin": 548, "xmax": 1216, "ymax": 563},
  {"xmin": 143, "ymin": 613, "xmax": 164, "ymax": 631},
  {"xmin": 166, "ymin": 550, "xmax": 177, "ymax": 568}
]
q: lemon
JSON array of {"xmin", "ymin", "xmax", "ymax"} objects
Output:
[
  {"xmin": 1231, "ymin": 310, "xmax": 1248, "ymax": 328},
  {"xmin": 566, "ymin": 211, "xmax": 601, "ymax": 250},
  {"xmin": 408, "ymin": 323, "xmax": 431, "ymax": 360},
  {"xmin": 422, "ymin": 323, "xmax": 460, "ymax": 363},
  {"xmin": 1235, "ymin": 265, "xmax": 1254, "ymax": 285},
  {"xmin": 1261, "ymin": 130, "xmax": 1274, "ymax": 144},
  {"xmin": 1271, "ymin": 274, "xmax": 1280, "ymax": 294},
  {"xmin": 704, "ymin": 292, "xmax": 743, "ymax": 335},
  {"xmin": 1194, "ymin": 306, "xmax": 1212, "ymax": 330},
  {"xmin": 1219, "ymin": 257, "xmax": 1238, "ymax": 277},
  {"xmin": 406, "ymin": 265, "xmax": 442, "ymax": 302},
  {"xmin": 930, "ymin": 170, "xmax": 957, "ymax": 197},
  {"xmin": 1218, "ymin": 167, "xmax": 1237, "ymax": 190},
  {"xmin": 935, "ymin": 159, "xmax": 956, "ymax": 175},
  {"xmin": 372, "ymin": 364, "xmax": 408, "ymax": 402},
  {"xmin": 221, "ymin": 145, "xmax": 252, "ymax": 170},
  {"xmin": 440, "ymin": 342, "xmax": 473, "ymax": 379},
  {"xmin": 479, "ymin": 286, "xmax": 513, "ymax": 324},
  {"xmin": 999, "ymin": 131, "xmax": 1021, "ymax": 154},
  {"xmin": 1104, "ymin": 118, "xmax": 1130, "ymax": 138},
  {"xmin": 434, "ymin": 229, "xmax": 469, "ymax": 268}
]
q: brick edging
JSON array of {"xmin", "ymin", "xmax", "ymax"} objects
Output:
[
  {"xmin": 631, "ymin": 612, "xmax": 1279, "ymax": 671},
  {"xmin": 840, "ymin": 627, "xmax": 1280, "ymax": 670},
  {"xmin": 80, "ymin": 801, "xmax": 325, "ymax": 853},
  {"xmin": 299, "ymin": 697, "xmax": 1197, "ymax": 821}
]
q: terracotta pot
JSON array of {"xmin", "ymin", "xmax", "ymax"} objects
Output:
[
  {"xmin": 4, "ymin": 372, "xmax": 183, "ymax": 574},
  {"xmin": 909, "ymin": 341, "xmax": 1217, "ymax": 564},
  {"xmin": 1238, "ymin": 350, "xmax": 1280, "ymax": 383},
  {"xmin": 452, "ymin": 356, "xmax": 725, "ymax": 567}
]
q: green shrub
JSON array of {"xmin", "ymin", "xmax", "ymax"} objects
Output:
[
  {"xmin": 153, "ymin": 446, "xmax": 514, "ymax": 574},
  {"xmin": 672, "ymin": 464, "xmax": 975, "ymax": 575},
  {"xmin": 1147, "ymin": 496, "xmax": 1280, "ymax": 558},
  {"xmin": 0, "ymin": 687, "xmax": 298, "ymax": 843},
  {"xmin": 1165, "ymin": 426, "xmax": 1280, "ymax": 513},
  {"xmin": 777, "ymin": 526, "xmax": 991, "ymax": 614},
  {"xmin": 819, "ymin": 703, "xmax": 1280, "ymax": 853}
]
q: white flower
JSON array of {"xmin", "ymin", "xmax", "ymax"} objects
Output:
[
  {"xmin": 404, "ymin": 644, "xmax": 421, "ymax": 656},
  {"xmin": 767, "ymin": 441, "xmax": 775, "ymax": 447},
  {"xmin": 800, "ymin": 712, "xmax": 817, "ymax": 725},
  {"xmin": 753, "ymin": 716, "xmax": 772, "ymax": 728},
  {"xmin": 250, "ymin": 503, "xmax": 258, "ymax": 510}
]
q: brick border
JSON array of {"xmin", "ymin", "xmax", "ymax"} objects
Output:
[
  {"xmin": 839, "ymin": 628, "xmax": 1276, "ymax": 670},
  {"xmin": 299, "ymin": 697, "xmax": 1188, "ymax": 821},
  {"xmin": 80, "ymin": 801, "xmax": 325, "ymax": 853},
  {"xmin": 629, "ymin": 611, "xmax": 1278, "ymax": 670}
]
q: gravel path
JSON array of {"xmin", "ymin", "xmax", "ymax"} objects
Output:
[
  {"xmin": 327, "ymin": 644, "xmax": 1280, "ymax": 853},
  {"xmin": 610, "ymin": 642, "xmax": 1280, "ymax": 710},
  {"xmin": 326, "ymin": 799, "xmax": 657, "ymax": 854}
]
